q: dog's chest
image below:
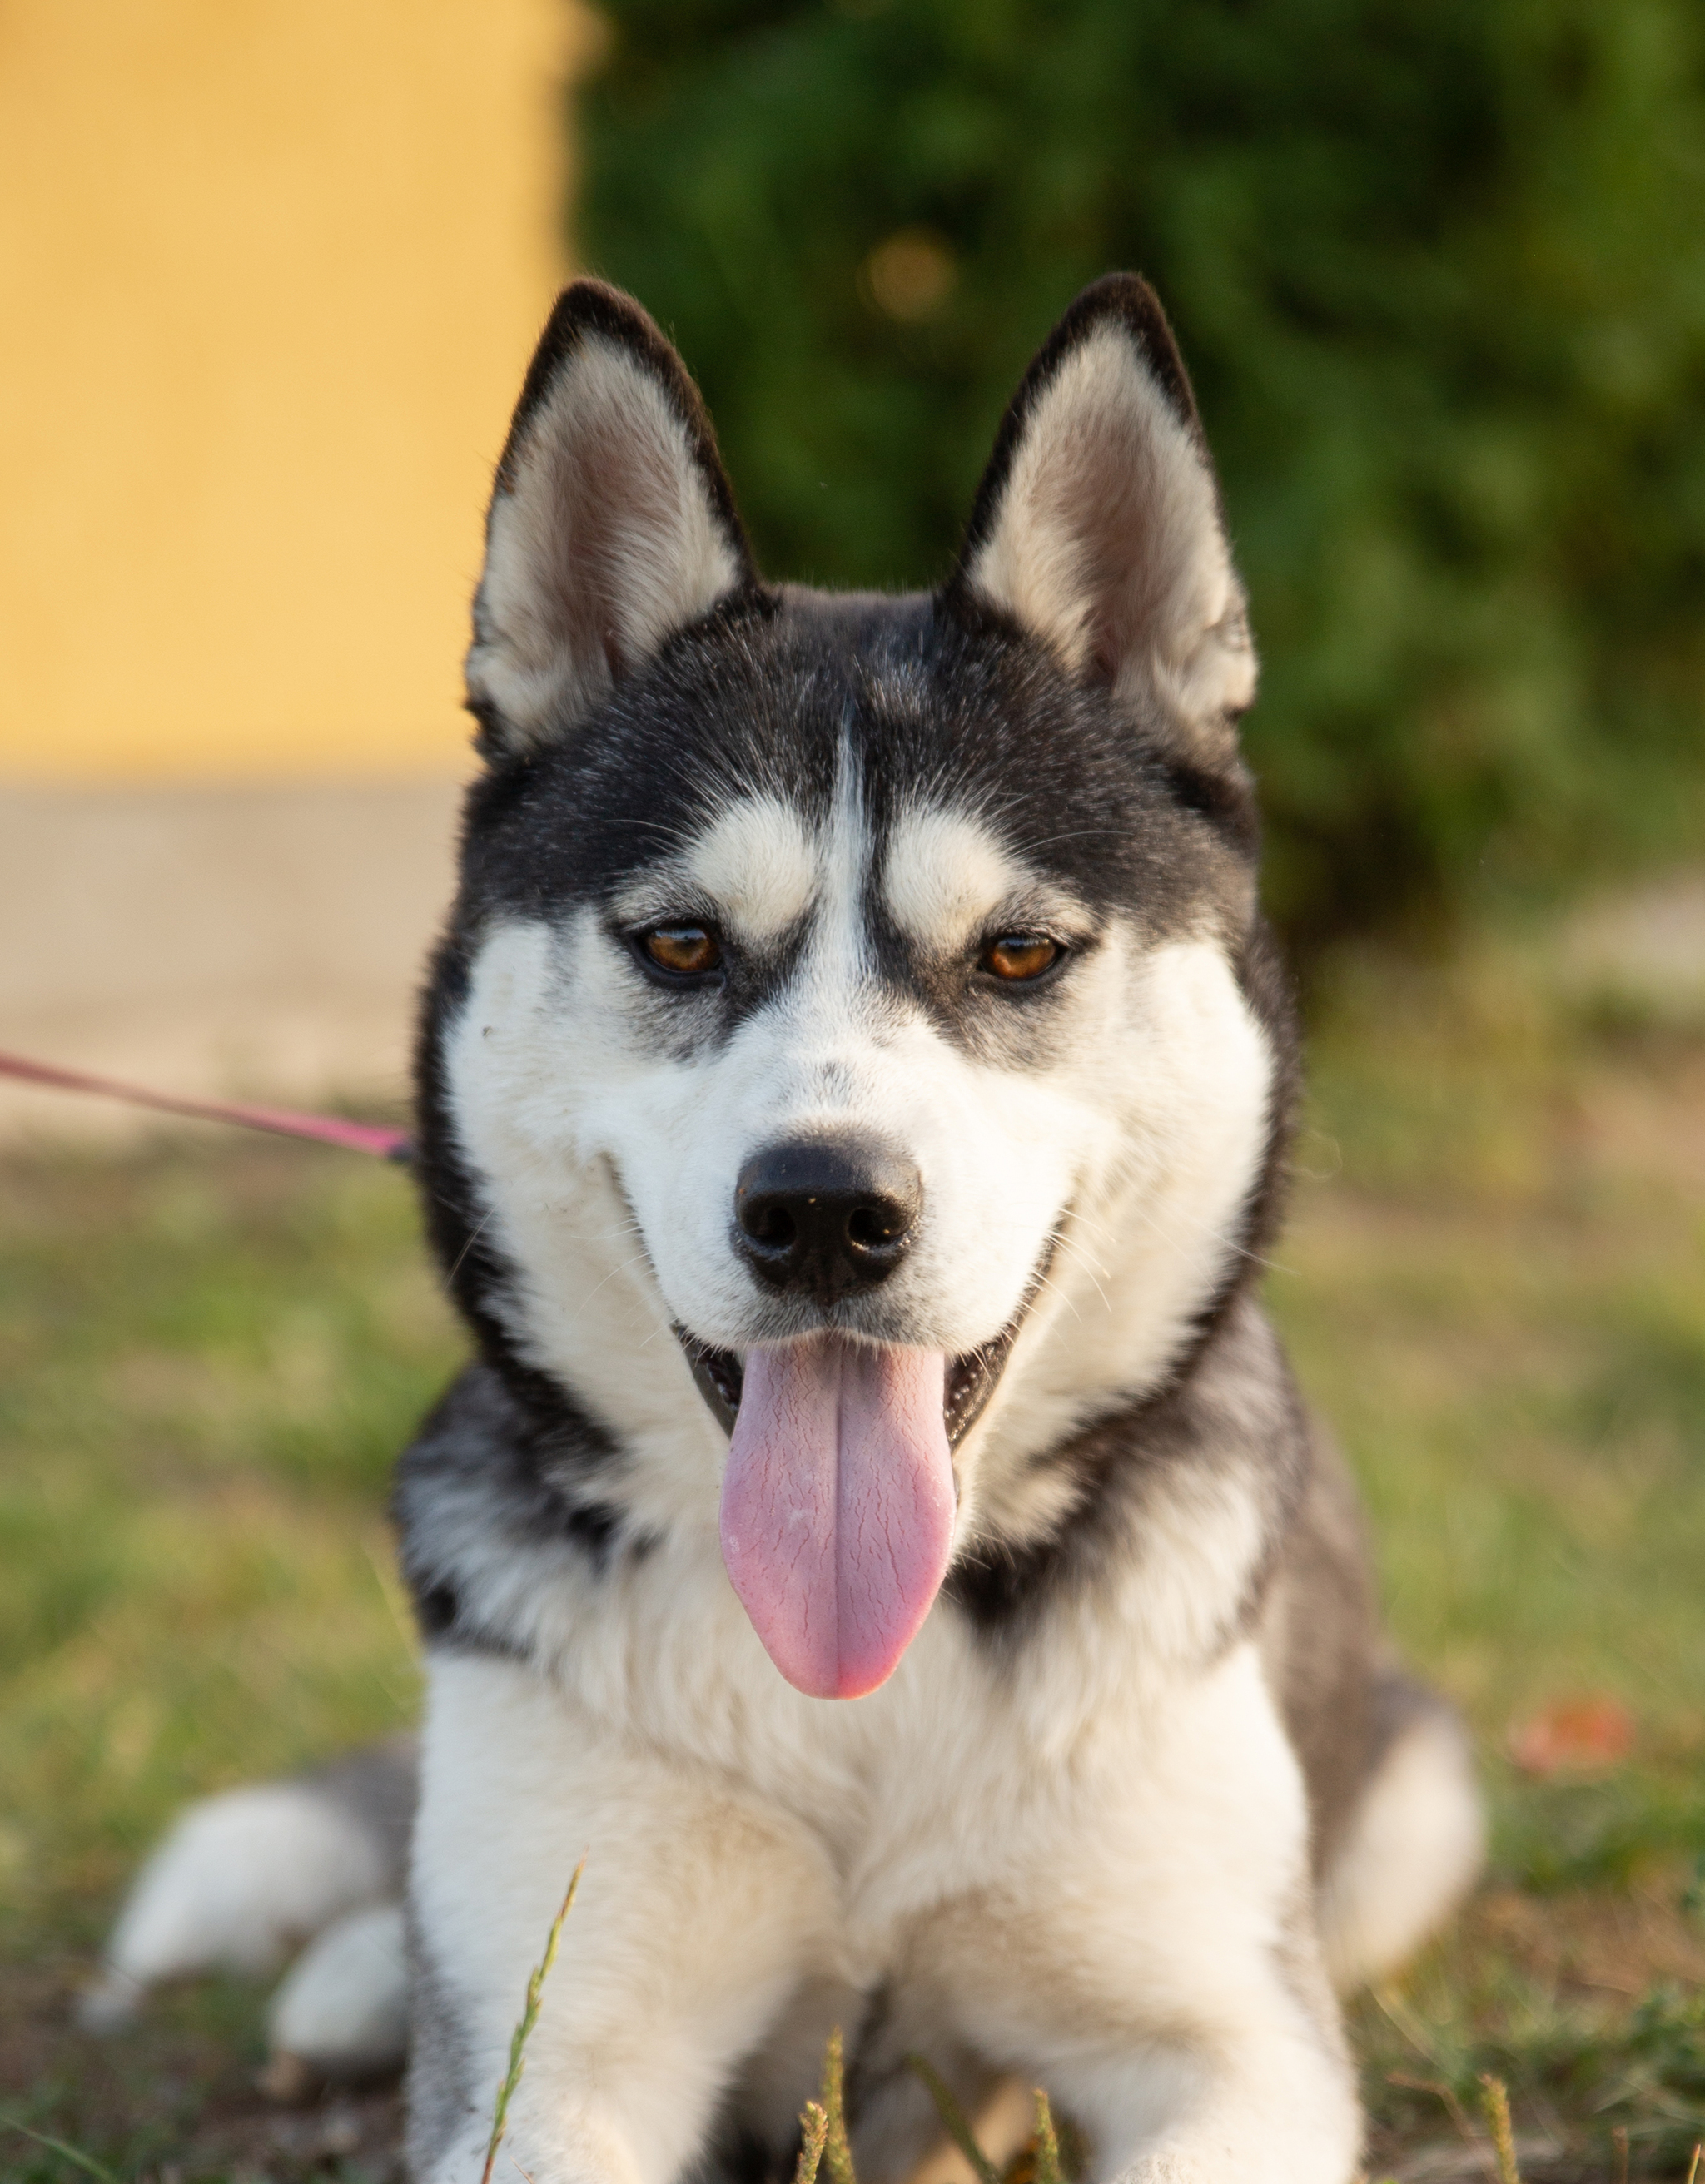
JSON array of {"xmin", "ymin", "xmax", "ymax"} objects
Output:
[{"xmin": 574, "ymin": 1573, "xmax": 1292, "ymax": 1948}]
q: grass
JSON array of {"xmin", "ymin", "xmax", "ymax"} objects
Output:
[
  {"xmin": 2, "ymin": 928, "xmax": 1703, "ymax": 2179},
  {"xmin": 480, "ymin": 1864, "xmax": 583, "ymax": 2184},
  {"xmin": 1282, "ymin": 940, "xmax": 1705, "ymax": 2180},
  {"xmin": 0, "ymin": 1138, "xmax": 447, "ymax": 1968}
]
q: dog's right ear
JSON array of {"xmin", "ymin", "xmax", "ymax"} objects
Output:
[
  {"xmin": 947, "ymin": 275, "xmax": 1255, "ymax": 767},
  {"xmin": 465, "ymin": 282, "xmax": 757, "ymax": 758}
]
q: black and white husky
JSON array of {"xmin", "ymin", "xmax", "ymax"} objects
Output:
[{"xmin": 91, "ymin": 277, "xmax": 1485, "ymax": 2182}]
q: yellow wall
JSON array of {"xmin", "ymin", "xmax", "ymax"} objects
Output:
[{"xmin": 0, "ymin": 0, "xmax": 582, "ymax": 779}]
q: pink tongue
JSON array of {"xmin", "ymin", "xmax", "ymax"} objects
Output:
[{"xmin": 718, "ymin": 1338, "xmax": 955, "ymax": 1700}]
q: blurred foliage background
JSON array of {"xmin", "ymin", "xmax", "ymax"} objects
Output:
[{"xmin": 578, "ymin": 0, "xmax": 1705, "ymax": 950}]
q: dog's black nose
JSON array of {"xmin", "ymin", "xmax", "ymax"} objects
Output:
[{"xmin": 734, "ymin": 1139, "xmax": 922, "ymax": 1304}]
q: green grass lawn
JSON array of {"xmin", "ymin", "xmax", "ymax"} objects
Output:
[
  {"xmin": 2, "ymin": 938, "xmax": 1703, "ymax": 2182},
  {"xmin": 1283, "ymin": 949, "xmax": 1705, "ymax": 2180}
]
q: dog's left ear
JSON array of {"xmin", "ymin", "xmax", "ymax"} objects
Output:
[
  {"xmin": 465, "ymin": 280, "xmax": 758, "ymax": 757},
  {"xmin": 948, "ymin": 275, "xmax": 1254, "ymax": 762}
]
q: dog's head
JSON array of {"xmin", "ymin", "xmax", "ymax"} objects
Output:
[{"xmin": 417, "ymin": 276, "xmax": 1293, "ymax": 1699}]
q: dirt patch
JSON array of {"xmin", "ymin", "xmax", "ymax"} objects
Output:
[
  {"xmin": 0, "ymin": 1957, "xmax": 400, "ymax": 2182},
  {"xmin": 1469, "ymin": 1878, "xmax": 1705, "ymax": 2003}
]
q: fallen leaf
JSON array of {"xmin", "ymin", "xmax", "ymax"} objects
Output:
[{"xmin": 1509, "ymin": 1695, "xmax": 1634, "ymax": 1777}]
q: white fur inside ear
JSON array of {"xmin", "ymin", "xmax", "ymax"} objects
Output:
[
  {"xmin": 467, "ymin": 334, "xmax": 744, "ymax": 752},
  {"xmin": 967, "ymin": 324, "xmax": 1255, "ymax": 747}
]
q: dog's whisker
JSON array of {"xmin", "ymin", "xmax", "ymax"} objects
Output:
[
  {"xmin": 1026, "ymin": 1265, "xmax": 1085, "ymax": 1327},
  {"xmin": 446, "ymin": 1208, "xmax": 496, "ymax": 1284},
  {"xmin": 1045, "ymin": 1240, "xmax": 1110, "ymax": 1301},
  {"xmin": 1126, "ymin": 1194, "xmax": 1295, "ymax": 1280},
  {"xmin": 1044, "ymin": 1231, "xmax": 1112, "ymax": 1315},
  {"xmin": 564, "ymin": 1249, "xmax": 657, "ymax": 1324}
]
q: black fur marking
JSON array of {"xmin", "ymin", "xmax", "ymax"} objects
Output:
[
  {"xmin": 946, "ymin": 1297, "xmax": 1310, "ymax": 1643},
  {"xmin": 1228, "ymin": 912, "xmax": 1305, "ymax": 1288},
  {"xmin": 685, "ymin": 2121, "xmax": 786, "ymax": 2184},
  {"xmin": 411, "ymin": 935, "xmax": 645, "ymax": 1472},
  {"xmin": 411, "ymin": 1579, "xmax": 460, "ymax": 1642},
  {"xmin": 392, "ymin": 1364, "xmax": 634, "ymax": 1659},
  {"xmin": 412, "ymin": 938, "xmax": 521, "ymax": 1376},
  {"xmin": 1146, "ymin": 751, "xmax": 1263, "ymax": 856}
]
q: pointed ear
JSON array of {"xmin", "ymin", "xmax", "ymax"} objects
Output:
[
  {"xmin": 465, "ymin": 281, "xmax": 757, "ymax": 757},
  {"xmin": 948, "ymin": 275, "xmax": 1255, "ymax": 762}
]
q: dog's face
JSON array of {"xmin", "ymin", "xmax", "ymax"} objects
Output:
[{"xmin": 419, "ymin": 279, "xmax": 1292, "ymax": 1699}]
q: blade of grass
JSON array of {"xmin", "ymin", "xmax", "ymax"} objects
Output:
[
  {"xmin": 0, "ymin": 2115, "xmax": 122, "ymax": 2184},
  {"xmin": 821, "ymin": 2028, "xmax": 856, "ymax": 2184},
  {"xmin": 1479, "ymin": 2075, "xmax": 1522, "ymax": 2184},
  {"xmin": 794, "ymin": 2099, "xmax": 830, "ymax": 2184},
  {"xmin": 1031, "ymin": 2089, "xmax": 1064, "ymax": 2184},
  {"xmin": 480, "ymin": 1857, "xmax": 586, "ymax": 2184},
  {"xmin": 904, "ymin": 2053, "xmax": 1000, "ymax": 2184}
]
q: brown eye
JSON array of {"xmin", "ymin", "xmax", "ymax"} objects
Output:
[
  {"xmin": 982, "ymin": 935, "xmax": 1061, "ymax": 982},
  {"xmin": 644, "ymin": 925, "xmax": 723, "ymax": 977}
]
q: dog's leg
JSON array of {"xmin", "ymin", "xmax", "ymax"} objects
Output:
[
  {"xmin": 406, "ymin": 1651, "xmax": 839, "ymax": 2184},
  {"xmin": 923, "ymin": 1646, "xmax": 1362, "ymax": 2184},
  {"xmin": 1031, "ymin": 1990, "xmax": 1358, "ymax": 2184},
  {"xmin": 81, "ymin": 1737, "xmax": 415, "ymax": 2032}
]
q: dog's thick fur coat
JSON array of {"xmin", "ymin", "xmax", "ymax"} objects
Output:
[{"xmin": 92, "ymin": 278, "xmax": 1484, "ymax": 2182}]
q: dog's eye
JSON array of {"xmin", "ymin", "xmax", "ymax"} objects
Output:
[
  {"xmin": 982, "ymin": 935, "xmax": 1060, "ymax": 983},
  {"xmin": 643, "ymin": 926, "xmax": 723, "ymax": 978}
]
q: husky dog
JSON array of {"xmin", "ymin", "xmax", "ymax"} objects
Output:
[{"xmin": 91, "ymin": 277, "xmax": 1484, "ymax": 2182}]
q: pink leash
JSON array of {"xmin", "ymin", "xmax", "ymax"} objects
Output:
[{"xmin": 0, "ymin": 1048, "xmax": 411, "ymax": 1163}]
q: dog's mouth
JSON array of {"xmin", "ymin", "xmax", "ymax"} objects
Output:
[
  {"xmin": 674, "ymin": 1249, "xmax": 1054, "ymax": 1704},
  {"xmin": 683, "ymin": 1325, "xmax": 1020, "ymax": 1704},
  {"xmin": 677, "ymin": 1323, "xmax": 1020, "ymax": 1451}
]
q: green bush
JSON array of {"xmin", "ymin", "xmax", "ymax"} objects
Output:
[{"xmin": 576, "ymin": 0, "xmax": 1705, "ymax": 946}]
